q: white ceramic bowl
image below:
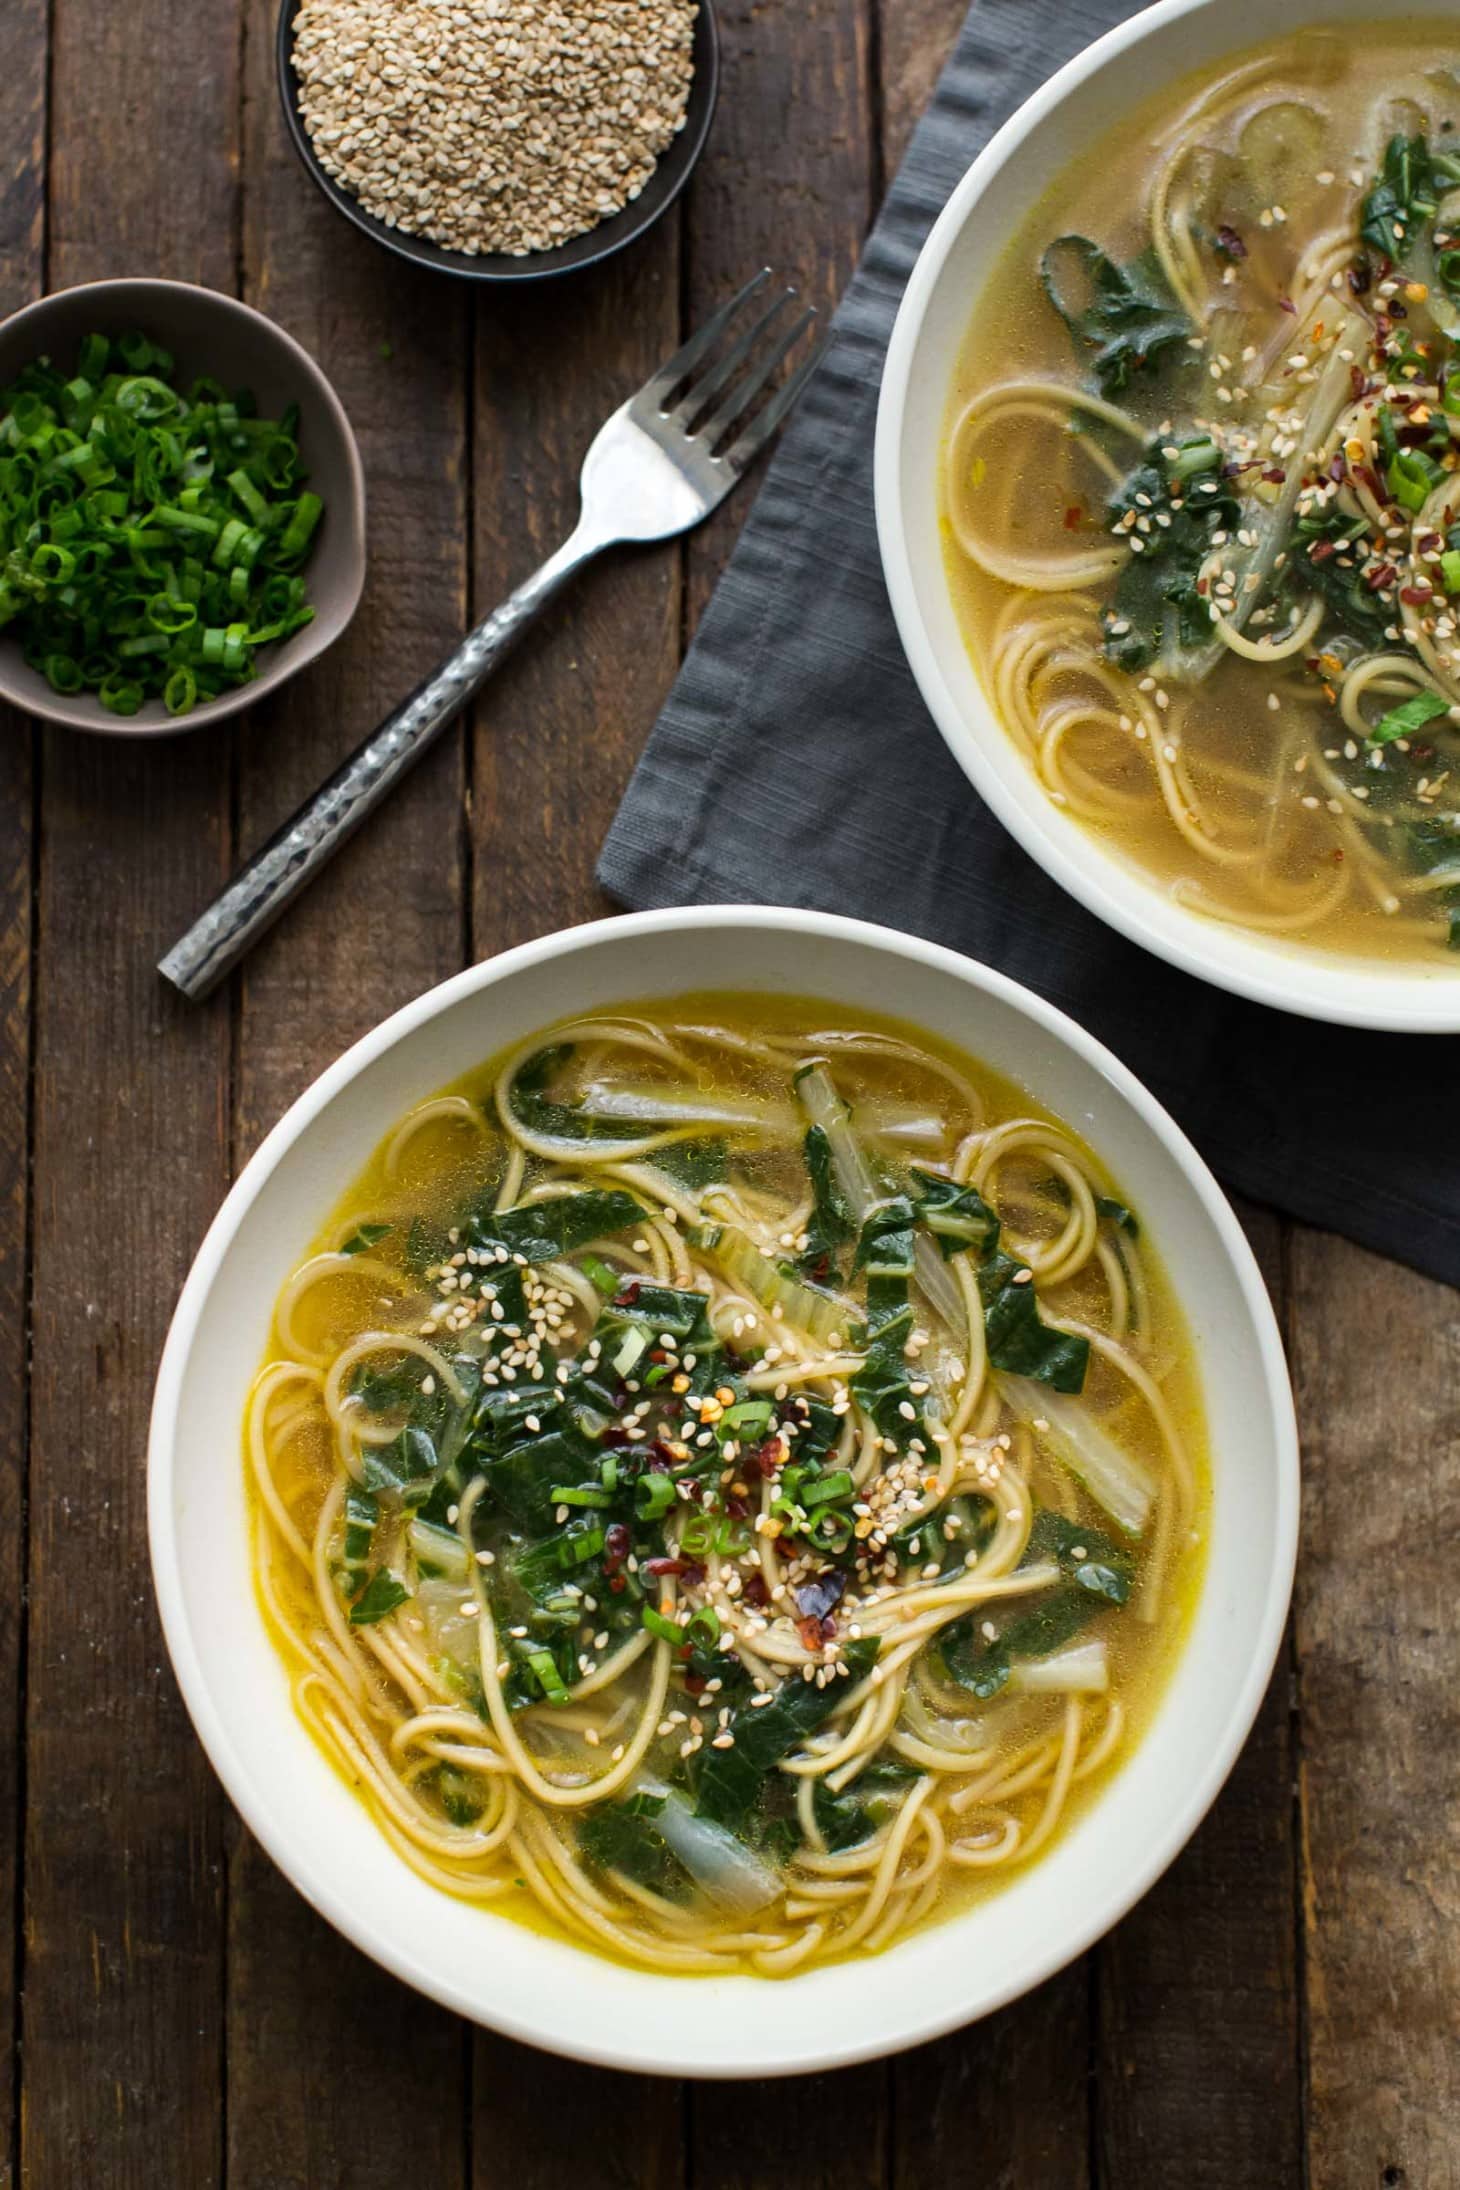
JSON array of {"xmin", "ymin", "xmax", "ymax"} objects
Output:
[
  {"xmin": 876, "ymin": 0, "xmax": 1460, "ymax": 1033},
  {"xmin": 149, "ymin": 908, "xmax": 1297, "ymax": 2076}
]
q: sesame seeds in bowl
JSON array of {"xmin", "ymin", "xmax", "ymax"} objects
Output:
[{"xmin": 276, "ymin": 0, "xmax": 720, "ymax": 283}]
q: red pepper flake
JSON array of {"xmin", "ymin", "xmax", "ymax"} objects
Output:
[
  {"xmin": 604, "ymin": 1522, "xmax": 630, "ymax": 1570},
  {"xmin": 648, "ymin": 1439, "xmax": 680, "ymax": 1470},
  {"xmin": 600, "ymin": 1426, "xmax": 633, "ymax": 1449},
  {"xmin": 1215, "ymin": 222, "xmax": 1247, "ymax": 261},
  {"xmin": 796, "ymin": 1615, "xmax": 825, "ymax": 1654},
  {"xmin": 1063, "ymin": 504, "xmax": 1083, "ymax": 530},
  {"xmin": 1417, "ymin": 531, "xmax": 1444, "ymax": 554},
  {"xmin": 1308, "ymin": 539, "xmax": 1337, "ymax": 564},
  {"xmin": 1263, "ymin": 465, "xmax": 1288, "ymax": 484},
  {"xmin": 1349, "ymin": 364, "xmax": 1368, "ymax": 401},
  {"xmin": 742, "ymin": 1435, "xmax": 784, "ymax": 1482},
  {"xmin": 1349, "ymin": 256, "xmax": 1373, "ymax": 297},
  {"xmin": 683, "ymin": 1671, "xmax": 706, "ymax": 1697},
  {"xmin": 1366, "ymin": 562, "xmax": 1397, "ymax": 591},
  {"xmin": 1278, "ymin": 294, "xmax": 1296, "ymax": 315},
  {"xmin": 644, "ymin": 1555, "xmax": 705, "ymax": 1583},
  {"xmin": 1399, "ymin": 584, "xmax": 1433, "ymax": 605},
  {"xmin": 742, "ymin": 1572, "xmax": 769, "ymax": 1609},
  {"xmin": 618, "ymin": 1280, "xmax": 641, "ymax": 1307}
]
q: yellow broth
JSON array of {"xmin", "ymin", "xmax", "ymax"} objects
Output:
[
  {"xmin": 943, "ymin": 22, "xmax": 1460, "ymax": 962},
  {"xmin": 249, "ymin": 996, "xmax": 1209, "ymax": 1973}
]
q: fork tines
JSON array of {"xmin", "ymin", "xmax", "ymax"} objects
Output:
[{"xmin": 643, "ymin": 267, "xmax": 826, "ymax": 470}]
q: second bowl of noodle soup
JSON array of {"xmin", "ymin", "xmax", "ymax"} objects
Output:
[
  {"xmin": 150, "ymin": 909, "xmax": 1296, "ymax": 2072},
  {"xmin": 877, "ymin": 0, "xmax": 1460, "ymax": 1029}
]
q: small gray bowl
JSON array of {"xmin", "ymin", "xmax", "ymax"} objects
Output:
[{"xmin": 0, "ymin": 279, "xmax": 366, "ymax": 737}]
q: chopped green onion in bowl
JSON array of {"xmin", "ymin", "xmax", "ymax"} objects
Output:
[{"xmin": 0, "ymin": 330, "xmax": 323, "ymax": 717}]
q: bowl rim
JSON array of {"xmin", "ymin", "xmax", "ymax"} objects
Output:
[
  {"xmin": 274, "ymin": 0, "xmax": 721, "ymax": 285},
  {"xmin": 0, "ymin": 275, "xmax": 367, "ymax": 737},
  {"xmin": 148, "ymin": 905, "xmax": 1299, "ymax": 2074},
  {"xmin": 874, "ymin": 0, "xmax": 1460, "ymax": 1033}
]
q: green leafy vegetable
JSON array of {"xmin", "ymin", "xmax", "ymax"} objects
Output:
[
  {"xmin": 485, "ymin": 1189, "xmax": 645, "ymax": 1264},
  {"xmin": 348, "ymin": 1569, "xmax": 410, "ymax": 1627},
  {"xmin": 1369, "ymin": 689, "xmax": 1451, "ymax": 746},
  {"xmin": 1291, "ymin": 510, "xmax": 1393, "ymax": 649},
  {"xmin": 1360, "ymin": 133, "xmax": 1460, "ymax": 270},
  {"xmin": 911, "ymin": 1170, "xmax": 1000, "ymax": 1258},
  {"xmin": 910, "ymin": 1171, "xmax": 1089, "ymax": 1393},
  {"xmin": 1101, "ymin": 439, "xmax": 1238, "ymax": 673},
  {"xmin": 579, "ymin": 1793, "xmax": 690, "ymax": 1900},
  {"xmin": 694, "ymin": 1636, "xmax": 881, "ymax": 1834},
  {"xmin": 1095, "ymin": 1196, "xmax": 1139, "ymax": 1238},
  {"xmin": 0, "ymin": 330, "xmax": 321, "ymax": 714},
  {"xmin": 811, "ymin": 1758, "xmax": 919, "ymax": 1851},
  {"xmin": 362, "ymin": 1425, "xmax": 440, "ymax": 1500},
  {"xmin": 340, "ymin": 1222, "xmax": 392, "ymax": 1255},
  {"xmin": 800, "ymin": 1123, "xmax": 854, "ymax": 1274},
  {"xmin": 1023, "ymin": 1509, "xmax": 1134, "ymax": 1605},
  {"xmin": 1041, "ymin": 237, "xmax": 1192, "ymax": 398}
]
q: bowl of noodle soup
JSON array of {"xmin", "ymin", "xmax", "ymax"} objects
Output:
[
  {"xmin": 150, "ymin": 909, "xmax": 1295, "ymax": 2073},
  {"xmin": 877, "ymin": 0, "xmax": 1460, "ymax": 1028}
]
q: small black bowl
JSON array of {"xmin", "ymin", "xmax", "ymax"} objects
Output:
[{"xmin": 276, "ymin": 0, "xmax": 719, "ymax": 283}]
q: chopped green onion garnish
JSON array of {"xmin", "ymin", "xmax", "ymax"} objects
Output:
[
  {"xmin": 642, "ymin": 1605, "xmax": 684, "ymax": 1644},
  {"xmin": 800, "ymin": 1469, "xmax": 855, "ymax": 1510},
  {"xmin": 636, "ymin": 1473, "xmax": 676, "ymax": 1520},
  {"xmin": 1387, "ymin": 448, "xmax": 1441, "ymax": 513},
  {"xmin": 0, "ymin": 330, "xmax": 322, "ymax": 715}
]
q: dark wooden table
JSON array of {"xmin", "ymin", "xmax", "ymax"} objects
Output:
[{"xmin": 1, "ymin": 1, "xmax": 1455, "ymax": 2183}]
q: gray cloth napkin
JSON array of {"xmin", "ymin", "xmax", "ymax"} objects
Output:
[{"xmin": 600, "ymin": 0, "xmax": 1460, "ymax": 1289}]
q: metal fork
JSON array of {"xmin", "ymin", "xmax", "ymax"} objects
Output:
[{"xmin": 160, "ymin": 270, "xmax": 824, "ymax": 1001}]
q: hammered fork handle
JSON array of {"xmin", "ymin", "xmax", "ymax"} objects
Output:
[{"xmin": 159, "ymin": 523, "xmax": 600, "ymax": 1002}]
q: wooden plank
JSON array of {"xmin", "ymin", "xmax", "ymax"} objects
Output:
[
  {"xmin": 876, "ymin": 0, "xmax": 966, "ymax": 175},
  {"xmin": 467, "ymin": 232, "xmax": 684, "ymax": 958},
  {"xmin": 693, "ymin": 2067, "xmax": 886, "ymax": 2190},
  {"xmin": 222, "ymin": 8, "xmax": 475, "ymax": 2185},
  {"xmin": 20, "ymin": 1, "xmax": 240, "ymax": 2181},
  {"xmin": 0, "ymin": 0, "xmax": 44, "ymax": 2174},
  {"xmin": 893, "ymin": 1979, "xmax": 1088, "ymax": 2190},
  {"xmin": 683, "ymin": 0, "xmax": 875, "ymax": 621},
  {"xmin": 1290, "ymin": 1234, "xmax": 1460, "ymax": 2190},
  {"xmin": 1095, "ymin": 1205, "xmax": 1301, "ymax": 2184},
  {"xmin": 465, "ymin": 201, "xmax": 686, "ymax": 2175},
  {"xmin": 473, "ymin": 2043, "xmax": 682, "ymax": 2190}
]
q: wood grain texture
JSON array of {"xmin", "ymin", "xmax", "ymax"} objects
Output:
[
  {"xmin": 692, "ymin": 2066, "xmax": 887, "ymax": 2190},
  {"xmin": 1095, "ymin": 1204, "xmax": 1300, "ymax": 2184},
  {"xmin": 876, "ymin": 0, "xmax": 969, "ymax": 174},
  {"xmin": 473, "ymin": 2042, "xmax": 682, "ymax": 2190},
  {"xmin": 222, "ymin": 8, "xmax": 474, "ymax": 2186},
  {"xmin": 467, "ymin": 233, "xmax": 684, "ymax": 959},
  {"xmin": 0, "ymin": 2, "xmax": 44, "ymax": 2176},
  {"xmin": 19, "ymin": 1, "xmax": 240, "ymax": 2181},
  {"xmin": 1291, "ymin": 1234, "xmax": 1460, "ymax": 2190},
  {"xmin": 892, "ymin": 1975, "xmax": 1088, "ymax": 2190},
  {"xmin": 683, "ymin": 0, "xmax": 875, "ymax": 620}
]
